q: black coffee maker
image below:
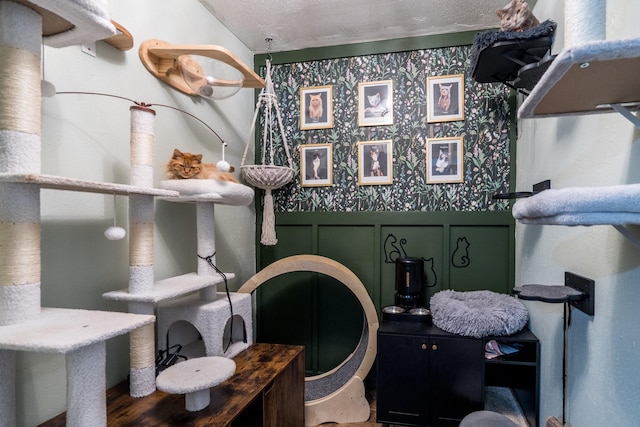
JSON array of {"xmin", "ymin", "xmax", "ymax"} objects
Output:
[{"xmin": 394, "ymin": 256, "xmax": 425, "ymax": 308}]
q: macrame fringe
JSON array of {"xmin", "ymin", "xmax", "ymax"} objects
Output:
[{"xmin": 260, "ymin": 189, "xmax": 277, "ymax": 246}]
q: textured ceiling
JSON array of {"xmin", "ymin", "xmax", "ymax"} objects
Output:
[{"xmin": 199, "ymin": 0, "xmax": 519, "ymax": 53}]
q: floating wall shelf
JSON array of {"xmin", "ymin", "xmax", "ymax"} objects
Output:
[
  {"xmin": 518, "ymin": 37, "xmax": 640, "ymax": 128},
  {"xmin": 139, "ymin": 39, "xmax": 265, "ymax": 96}
]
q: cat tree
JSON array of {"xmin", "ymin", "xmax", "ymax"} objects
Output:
[
  {"xmin": 0, "ymin": 0, "xmax": 260, "ymax": 424},
  {"xmin": 0, "ymin": 1, "xmax": 158, "ymax": 425}
]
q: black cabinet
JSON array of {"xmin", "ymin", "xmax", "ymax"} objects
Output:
[
  {"xmin": 484, "ymin": 328, "xmax": 540, "ymax": 427},
  {"xmin": 377, "ymin": 322, "xmax": 484, "ymax": 426},
  {"xmin": 377, "ymin": 321, "xmax": 540, "ymax": 427}
]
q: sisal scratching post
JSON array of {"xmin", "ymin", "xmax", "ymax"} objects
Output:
[
  {"xmin": 128, "ymin": 106, "xmax": 157, "ymax": 396},
  {"xmin": 0, "ymin": 1, "xmax": 43, "ymax": 328},
  {"xmin": 66, "ymin": 342, "xmax": 107, "ymax": 427},
  {"xmin": 564, "ymin": 0, "xmax": 605, "ymax": 47},
  {"xmin": 129, "ymin": 323, "xmax": 156, "ymax": 397}
]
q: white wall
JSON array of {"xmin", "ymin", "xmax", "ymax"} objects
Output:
[
  {"xmin": 16, "ymin": 1, "xmax": 257, "ymax": 425},
  {"xmin": 518, "ymin": 1, "xmax": 640, "ymax": 425}
]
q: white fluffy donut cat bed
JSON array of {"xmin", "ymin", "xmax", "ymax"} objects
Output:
[{"xmin": 430, "ymin": 290, "xmax": 528, "ymax": 338}]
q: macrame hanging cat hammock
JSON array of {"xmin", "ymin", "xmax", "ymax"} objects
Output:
[{"xmin": 241, "ymin": 59, "xmax": 293, "ymax": 246}]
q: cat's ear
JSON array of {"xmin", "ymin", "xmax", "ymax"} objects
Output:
[
  {"xmin": 194, "ymin": 154, "xmax": 203, "ymax": 161},
  {"xmin": 173, "ymin": 148, "xmax": 183, "ymax": 157}
]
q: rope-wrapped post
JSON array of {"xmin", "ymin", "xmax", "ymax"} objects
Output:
[
  {"xmin": 128, "ymin": 105, "xmax": 156, "ymax": 296},
  {"xmin": 128, "ymin": 323, "xmax": 156, "ymax": 397},
  {"xmin": 565, "ymin": 0, "xmax": 605, "ymax": 47},
  {"xmin": 0, "ymin": 0, "xmax": 43, "ymax": 330},
  {"xmin": 128, "ymin": 106, "xmax": 157, "ymax": 397}
]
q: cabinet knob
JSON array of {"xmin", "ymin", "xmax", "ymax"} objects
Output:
[
  {"xmin": 431, "ymin": 344, "xmax": 438, "ymax": 351},
  {"xmin": 421, "ymin": 343, "xmax": 427, "ymax": 350}
]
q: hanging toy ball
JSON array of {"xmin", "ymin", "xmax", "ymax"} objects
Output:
[
  {"xmin": 216, "ymin": 159, "xmax": 231, "ymax": 172},
  {"xmin": 104, "ymin": 226, "xmax": 127, "ymax": 240},
  {"xmin": 216, "ymin": 142, "xmax": 231, "ymax": 172},
  {"xmin": 105, "ymin": 195, "xmax": 126, "ymax": 240}
]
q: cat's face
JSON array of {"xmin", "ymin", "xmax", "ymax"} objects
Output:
[
  {"xmin": 435, "ymin": 148, "xmax": 449, "ymax": 170},
  {"xmin": 439, "ymin": 84, "xmax": 452, "ymax": 97},
  {"xmin": 167, "ymin": 149, "xmax": 202, "ymax": 179},
  {"xmin": 309, "ymin": 94, "xmax": 322, "ymax": 107},
  {"xmin": 369, "ymin": 147, "xmax": 380, "ymax": 161},
  {"xmin": 367, "ymin": 92, "xmax": 381, "ymax": 107}
]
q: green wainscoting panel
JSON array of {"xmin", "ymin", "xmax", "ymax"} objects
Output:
[
  {"xmin": 254, "ymin": 212, "xmax": 515, "ymax": 375},
  {"xmin": 449, "ymin": 226, "xmax": 512, "ymax": 293}
]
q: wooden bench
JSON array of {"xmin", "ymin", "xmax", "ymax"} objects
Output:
[{"xmin": 40, "ymin": 343, "xmax": 305, "ymax": 427}]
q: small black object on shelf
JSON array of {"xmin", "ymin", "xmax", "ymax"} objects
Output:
[{"xmin": 492, "ymin": 179, "xmax": 550, "ymax": 200}]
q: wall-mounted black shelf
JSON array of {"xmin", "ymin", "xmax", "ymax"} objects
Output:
[
  {"xmin": 471, "ymin": 20, "xmax": 557, "ymax": 93},
  {"xmin": 513, "ymin": 272, "xmax": 595, "ymax": 316}
]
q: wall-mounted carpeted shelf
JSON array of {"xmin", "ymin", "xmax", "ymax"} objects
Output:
[
  {"xmin": 518, "ymin": 37, "xmax": 640, "ymax": 128},
  {"xmin": 103, "ymin": 272, "xmax": 234, "ymax": 303},
  {"xmin": 511, "ymin": 183, "xmax": 640, "ymax": 249}
]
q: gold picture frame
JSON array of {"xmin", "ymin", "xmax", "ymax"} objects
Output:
[
  {"xmin": 300, "ymin": 85, "xmax": 333, "ymax": 130},
  {"xmin": 426, "ymin": 136, "xmax": 464, "ymax": 184},
  {"xmin": 426, "ymin": 74, "xmax": 465, "ymax": 123},
  {"xmin": 357, "ymin": 140, "xmax": 393, "ymax": 185},
  {"xmin": 300, "ymin": 143, "xmax": 333, "ymax": 187},
  {"xmin": 358, "ymin": 80, "xmax": 394, "ymax": 127}
]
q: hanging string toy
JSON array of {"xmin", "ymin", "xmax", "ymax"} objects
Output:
[
  {"xmin": 241, "ymin": 53, "xmax": 293, "ymax": 246},
  {"xmin": 104, "ymin": 194, "xmax": 127, "ymax": 240}
]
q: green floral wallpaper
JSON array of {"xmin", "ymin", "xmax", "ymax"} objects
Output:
[{"xmin": 258, "ymin": 45, "xmax": 512, "ymax": 212}]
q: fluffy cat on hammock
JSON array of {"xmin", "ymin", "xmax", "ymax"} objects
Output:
[
  {"xmin": 496, "ymin": 0, "xmax": 539, "ymax": 32},
  {"xmin": 166, "ymin": 148, "xmax": 238, "ymax": 182}
]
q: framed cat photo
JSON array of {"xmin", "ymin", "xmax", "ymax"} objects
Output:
[
  {"xmin": 300, "ymin": 143, "xmax": 333, "ymax": 187},
  {"xmin": 426, "ymin": 74, "xmax": 465, "ymax": 123},
  {"xmin": 358, "ymin": 80, "xmax": 394, "ymax": 127},
  {"xmin": 426, "ymin": 136, "xmax": 464, "ymax": 184},
  {"xmin": 300, "ymin": 85, "xmax": 333, "ymax": 130},
  {"xmin": 357, "ymin": 140, "xmax": 393, "ymax": 185}
]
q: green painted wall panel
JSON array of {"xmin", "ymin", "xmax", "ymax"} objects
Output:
[{"xmin": 449, "ymin": 226, "xmax": 511, "ymax": 293}]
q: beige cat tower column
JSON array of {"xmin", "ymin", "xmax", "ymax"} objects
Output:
[{"xmin": 0, "ymin": 1, "xmax": 157, "ymax": 425}]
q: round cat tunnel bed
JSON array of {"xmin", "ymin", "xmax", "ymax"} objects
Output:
[
  {"xmin": 237, "ymin": 255, "xmax": 378, "ymax": 426},
  {"xmin": 159, "ymin": 179, "xmax": 254, "ymax": 206},
  {"xmin": 430, "ymin": 290, "xmax": 528, "ymax": 339}
]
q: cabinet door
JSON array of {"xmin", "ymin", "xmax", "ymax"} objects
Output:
[
  {"xmin": 377, "ymin": 332, "xmax": 430, "ymax": 426},
  {"xmin": 263, "ymin": 350, "xmax": 305, "ymax": 427},
  {"xmin": 428, "ymin": 336, "xmax": 483, "ymax": 425}
]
